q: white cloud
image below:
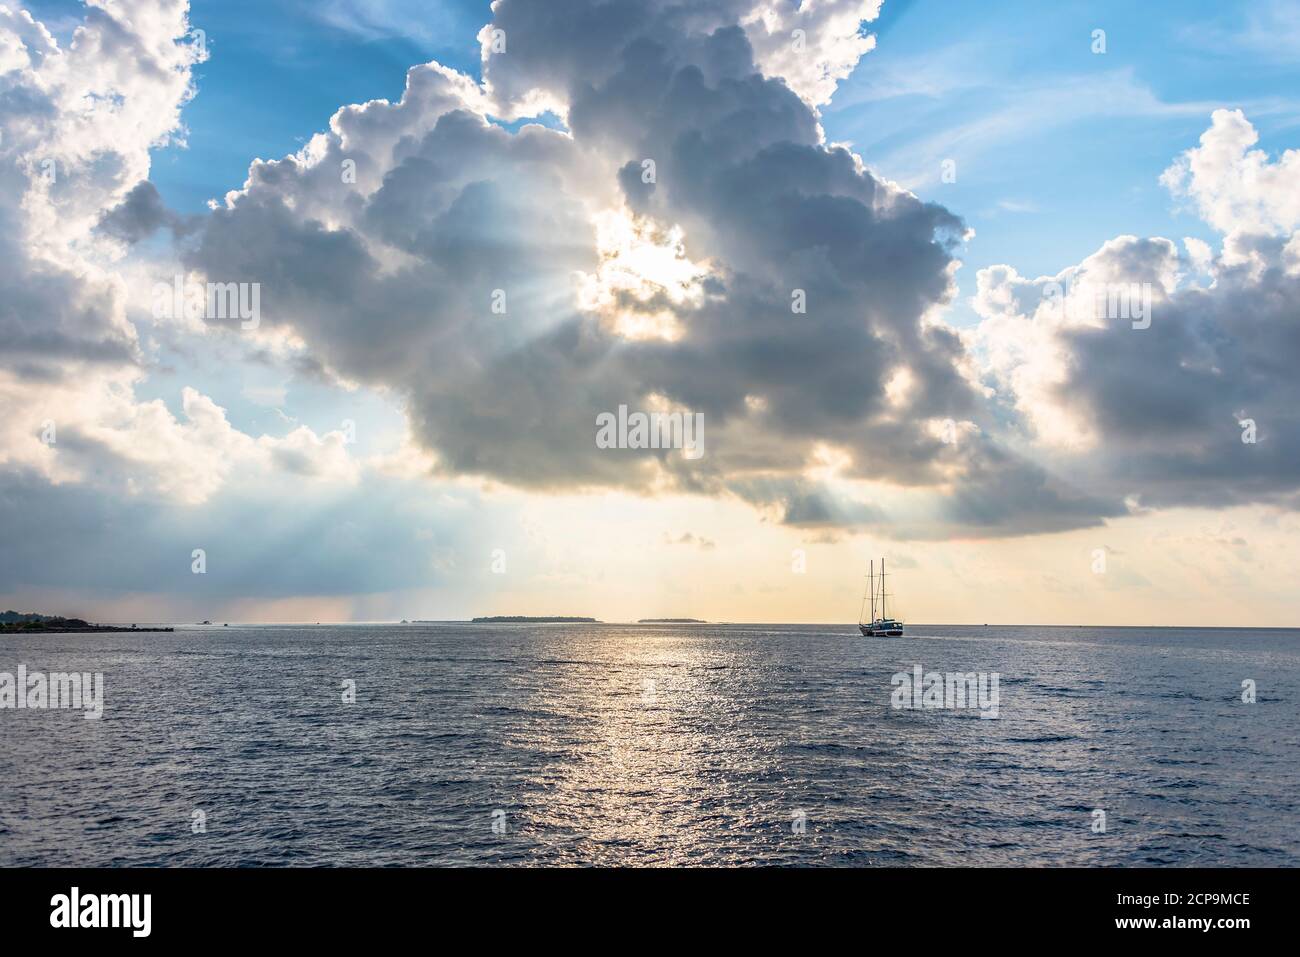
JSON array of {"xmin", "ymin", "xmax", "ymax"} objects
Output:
[
  {"xmin": 739, "ymin": 0, "xmax": 882, "ymax": 107},
  {"xmin": 974, "ymin": 112, "xmax": 1300, "ymax": 510},
  {"xmin": 1160, "ymin": 108, "xmax": 1300, "ymax": 237},
  {"xmin": 0, "ymin": 2, "xmax": 354, "ymax": 506}
]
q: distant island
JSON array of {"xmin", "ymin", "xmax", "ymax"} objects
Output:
[
  {"xmin": 470, "ymin": 616, "xmax": 600, "ymax": 623},
  {"xmin": 0, "ymin": 611, "xmax": 173, "ymax": 634},
  {"xmin": 0, "ymin": 610, "xmax": 54, "ymax": 624},
  {"xmin": 638, "ymin": 618, "xmax": 707, "ymax": 623}
]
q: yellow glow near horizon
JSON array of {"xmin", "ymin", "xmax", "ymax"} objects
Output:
[{"xmin": 15, "ymin": 495, "xmax": 1296, "ymax": 628}]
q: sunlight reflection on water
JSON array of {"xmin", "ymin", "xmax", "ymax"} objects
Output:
[{"xmin": 1, "ymin": 623, "xmax": 1296, "ymax": 866}]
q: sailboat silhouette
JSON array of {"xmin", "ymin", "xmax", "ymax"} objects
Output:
[{"xmin": 858, "ymin": 558, "xmax": 905, "ymax": 637}]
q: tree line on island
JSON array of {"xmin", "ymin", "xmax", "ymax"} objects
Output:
[{"xmin": 0, "ymin": 611, "xmax": 173, "ymax": 633}]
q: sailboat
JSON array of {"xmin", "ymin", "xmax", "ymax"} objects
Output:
[{"xmin": 858, "ymin": 558, "xmax": 905, "ymax": 637}]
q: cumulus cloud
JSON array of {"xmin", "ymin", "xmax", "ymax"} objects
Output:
[
  {"xmin": 0, "ymin": 0, "xmax": 197, "ymax": 467},
  {"xmin": 478, "ymin": 0, "xmax": 883, "ymax": 118},
  {"xmin": 976, "ymin": 110, "xmax": 1300, "ymax": 512},
  {"xmin": 665, "ymin": 531, "xmax": 715, "ymax": 549},
  {"xmin": 739, "ymin": 0, "xmax": 882, "ymax": 107},
  {"xmin": 191, "ymin": 0, "xmax": 1106, "ymax": 537},
  {"xmin": 97, "ymin": 180, "xmax": 197, "ymax": 243},
  {"xmin": 65, "ymin": 387, "xmax": 359, "ymax": 503},
  {"xmin": 1160, "ymin": 108, "xmax": 1300, "ymax": 237},
  {"xmin": 0, "ymin": 1, "xmax": 356, "ymax": 509}
]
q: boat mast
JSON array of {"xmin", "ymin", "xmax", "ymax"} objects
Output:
[
  {"xmin": 880, "ymin": 558, "xmax": 886, "ymax": 621},
  {"xmin": 869, "ymin": 560, "xmax": 875, "ymax": 623},
  {"xmin": 852, "ymin": 561, "xmax": 873, "ymax": 629}
]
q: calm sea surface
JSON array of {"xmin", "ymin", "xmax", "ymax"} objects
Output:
[{"xmin": 1, "ymin": 623, "xmax": 1297, "ymax": 866}]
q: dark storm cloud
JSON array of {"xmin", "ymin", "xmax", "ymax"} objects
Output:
[
  {"xmin": 729, "ymin": 475, "xmax": 887, "ymax": 526},
  {"xmin": 1053, "ymin": 244, "xmax": 1300, "ymax": 510},
  {"xmin": 186, "ymin": 0, "xmax": 1123, "ymax": 534},
  {"xmin": 935, "ymin": 443, "xmax": 1124, "ymax": 538},
  {"xmin": 0, "ymin": 162, "xmax": 138, "ymax": 380},
  {"xmin": 97, "ymin": 179, "xmax": 198, "ymax": 242},
  {"xmin": 0, "ymin": 243, "xmax": 140, "ymax": 377}
]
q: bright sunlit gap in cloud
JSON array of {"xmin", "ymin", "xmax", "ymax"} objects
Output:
[{"xmin": 575, "ymin": 208, "xmax": 712, "ymax": 342}]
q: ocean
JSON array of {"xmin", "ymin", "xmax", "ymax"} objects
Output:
[{"xmin": 1, "ymin": 623, "xmax": 1296, "ymax": 866}]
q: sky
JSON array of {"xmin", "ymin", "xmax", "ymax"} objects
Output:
[{"xmin": 2, "ymin": 0, "xmax": 1299, "ymax": 625}]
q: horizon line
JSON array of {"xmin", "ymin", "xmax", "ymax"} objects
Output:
[{"xmin": 66, "ymin": 619, "xmax": 1300, "ymax": 631}]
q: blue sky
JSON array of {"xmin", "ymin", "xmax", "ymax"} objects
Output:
[{"xmin": 837, "ymin": 0, "xmax": 1300, "ymax": 304}]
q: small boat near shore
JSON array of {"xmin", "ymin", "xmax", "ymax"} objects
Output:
[{"xmin": 858, "ymin": 558, "xmax": 905, "ymax": 637}]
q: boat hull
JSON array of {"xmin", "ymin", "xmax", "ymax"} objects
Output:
[{"xmin": 859, "ymin": 624, "xmax": 904, "ymax": 637}]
